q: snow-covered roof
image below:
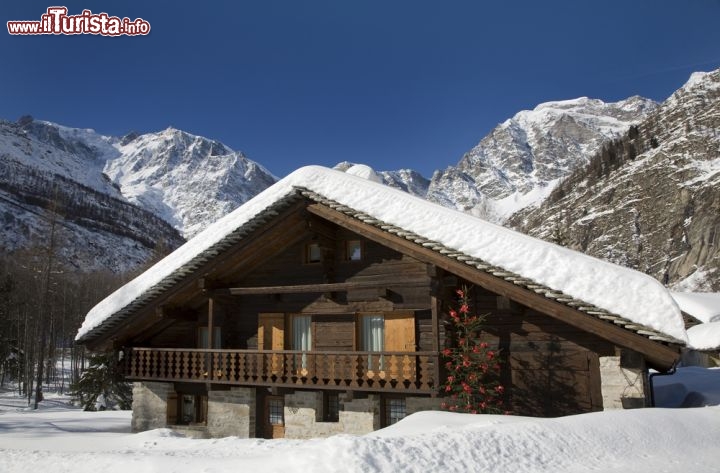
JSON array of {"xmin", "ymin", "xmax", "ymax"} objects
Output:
[
  {"xmin": 671, "ymin": 292, "xmax": 720, "ymax": 324},
  {"xmin": 687, "ymin": 322, "xmax": 720, "ymax": 351},
  {"xmin": 76, "ymin": 166, "xmax": 688, "ymax": 345}
]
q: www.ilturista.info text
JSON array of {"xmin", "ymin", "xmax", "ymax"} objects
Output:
[{"xmin": 7, "ymin": 7, "xmax": 150, "ymax": 36}]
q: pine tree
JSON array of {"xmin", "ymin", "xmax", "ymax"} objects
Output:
[
  {"xmin": 71, "ymin": 352, "xmax": 132, "ymax": 410},
  {"xmin": 441, "ymin": 287, "xmax": 507, "ymax": 414}
]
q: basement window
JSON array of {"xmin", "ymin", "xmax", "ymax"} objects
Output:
[
  {"xmin": 324, "ymin": 392, "xmax": 340, "ymax": 422},
  {"xmin": 177, "ymin": 394, "xmax": 207, "ymax": 425},
  {"xmin": 384, "ymin": 397, "xmax": 406, "ymax": 426}
]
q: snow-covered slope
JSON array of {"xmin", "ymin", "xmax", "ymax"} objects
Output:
[
  {"xmin": 428, "ymin": 96, "xmax": 657, "ymax": 221},
  {"xmin": 0, "ymin": 118, "xmax": 276, "ymax": 273},
  {"xmin": 0, "ymin": 119, "xmax": 184, "ymax": 272},
  {"xmin": 0, "ymin": 118, "xmax": 122, "ymax": 197},
  {"xmin": 510, "ymin": 68, "xmax": 720, "ymax": 291}
]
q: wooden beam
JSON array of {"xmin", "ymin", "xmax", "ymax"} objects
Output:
[
  {"xmin": 156, "ymin": 306, "xmax": 197, "ymax": 321},
  {"xmin": 306, "ymin": 202, "xmax": 681, "ymax": 369},
  {"xmin": 216, "ymin": 278, "xmax": 429, "ymax": 296}
]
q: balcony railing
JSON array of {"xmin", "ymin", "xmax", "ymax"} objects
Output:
[{"xmin": 124, "ymin": 348, "xmax": 438, "ymax": 394}]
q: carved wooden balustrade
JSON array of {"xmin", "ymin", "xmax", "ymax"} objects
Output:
[{"xmin": 124, "ymin": 348, "xmax": 438, "ymax": 394}]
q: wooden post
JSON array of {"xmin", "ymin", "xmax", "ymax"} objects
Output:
[
  {"xmin": 208, "ymin": 297, "xmax": 215, "ymax": 349},
  {"xmin": 207, "ymin": 297, "xmax": 214, "ymax": 386},
  {"xmin": 430, "ymin": 294, "xmax": 441, "ymax": 395}
]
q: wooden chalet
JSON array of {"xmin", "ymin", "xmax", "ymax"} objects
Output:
[{"xmin": 76, "ymin": 166, "xmax": 685, "ymax": 439}]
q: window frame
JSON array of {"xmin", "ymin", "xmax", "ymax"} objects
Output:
[
  {"xmin": 323, "ymin": 392, "xmax": 340, "ymax": 422},
  {"xmin": 383, "ymin": 396, "xmax": 407, "ymax": 427},
  {"xmin": 344, "ymin": 239, "xmax": 363, "ymax": 262},
  {"xmin": 176, "ymin": 392, "xmax": 208, "ymax": 426},
  {"xmin": 305, "ymin": 242, "xmax": 322, "ymax": 264}
]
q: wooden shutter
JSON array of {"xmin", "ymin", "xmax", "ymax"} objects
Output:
[
  {"xmin": 384, "ymin": 311, "xmax": 415, "ymax": 351},
  {"xmin": 258, "ymin": 313, "xmax": 285, "ymax": 350},
  {"xmin": 383, "ymin": 311, "xmax": 416, "ymax": 381},
  {"xmin": 258, "ymin": 313, "xmax": 285, "ymax": 375}
]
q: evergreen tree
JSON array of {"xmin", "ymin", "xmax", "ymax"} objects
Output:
[
  {"xmin": 441, "ymin": 287, "xmax": 507, "ymax": 414},
  {"xmin": 71, "ymin": 351, "xmax": 132, "ymax": 410}
]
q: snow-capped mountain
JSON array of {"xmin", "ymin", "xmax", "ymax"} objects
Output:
[
  {"xmin": 509, "ymin": 69, "xmax": 720, "ymax": 291},
  {"xmin": 0, "ymin": 118, "xmax": 276, "ymax": 272},
  {"xmin": 104, "ymin": 127, "xmax": 276, "ymax": 238},
  {"xmin": 427, "ymin": 96, "xmax": 657, "ymax": 221},
  {"xmin": 0, "ymin": 119, "xmax": 183, "ymax": 272}
]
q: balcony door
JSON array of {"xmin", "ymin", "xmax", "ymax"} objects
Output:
[
  {"xmin": 291, "ymin": 315, "xmax": 312, "ymax": 375},
  {"xmin": 360, "ymin": 311, "xmax": 415, "ymax": 379}
]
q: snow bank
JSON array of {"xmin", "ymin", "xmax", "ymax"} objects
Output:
[
  {"xmin": 78, "ymin": 166, "xmax": 687, "ymax": 343},
  {"xmin": 3, "ymin": 406, "xmax": 720, "ymax": 473}
]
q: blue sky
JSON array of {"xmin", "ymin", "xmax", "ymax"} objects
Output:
[{"xmin": 2, "ymin": 1, "xmax": 719, "ymax": 178}]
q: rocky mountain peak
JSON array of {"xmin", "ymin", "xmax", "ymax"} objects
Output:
[
  {"xmin": 509, "ymin": 68, "xmax": 720, "ymax": 291},
  {"xmin": 427, "ymin": 96, "xmax": 657, "ymax": 222}
]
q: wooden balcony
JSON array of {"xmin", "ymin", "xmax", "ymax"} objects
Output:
[{"xmin": 124, "ymin": 348, "xmax": 439, "ymax": 394}]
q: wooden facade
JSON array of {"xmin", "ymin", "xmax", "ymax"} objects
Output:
[{"xmin": 80, "ymin": 194, "xmax": 683, "ymax": 436}]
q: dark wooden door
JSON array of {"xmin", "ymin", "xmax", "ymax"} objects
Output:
[{"xmin": 263, "ymin": 395, "xmax": 285, "ymax": 439}]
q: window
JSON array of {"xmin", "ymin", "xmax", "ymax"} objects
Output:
[
  {"xmin": 360, "ymin": 314, "xmax": 384, "ymax": 352},
  {"xmin": 292, "ymin": 315, "xmax": 312, "ymax": 371},
  {"xmin": 385, "ymin": 397, "xmax": 406, "ymax": 426},
  {"xmin": 345, "ymin": 240, "xmax": 362, "ymax": 261},
  {"xmin": 268, "ymin": 397, "xmax": 284, "ymax": 426},
  {"xmin": 306, "ymin": 243, "xmax": 322, "ymax": 263},
  {"xmin": 324, "ymin": 392, "xmax": 340, "ymax": 422},
  {"xmin": 360, "ymin": 314, "xmax": 384, "ymax": 370},
  {"xmin": 179, "ymin": 394, "xmax": 208, "ymax": 425},
  {"xmin": 198, "ymin": 326, "xmax": 222, "ymax": 349}
]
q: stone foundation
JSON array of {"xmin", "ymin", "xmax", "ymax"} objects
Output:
[
  {"xmin": 406, "ymin": 396, "xmax": 443, "ymax": 415},
  {"xmin": 207, "ymin": 387, "xmax": 256, "ymax": 438},
  {"xmin": 131, "ymin": 383, "xmax": 438, "ymax": 438},
  {"xmin": 283, "ymin": 391, "xmax": 382, "ymax": 438},
  {"xmin": 599, "ymin": 350, "xmax": 648, "ymax": 409},
  {"xmin": 131, "ymin": 381, "xmax": 172, "ymax": 432},
  {"xmin": 338, "ymin": 394, "xmax": 382, "ymax": 435},
  {"xmin": 281, "ymin": 392, "xmax": 439, "ymax": 438}
]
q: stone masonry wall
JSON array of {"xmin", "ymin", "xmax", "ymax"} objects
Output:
[
  {"xmin": 599, "ymin": 350, "xmax": 648, "ymax": 409},
  {"xmin": 283, "ymin": 391, "xmax": 387, "ymax": 439},
  {"xmin": 207, "ymin": 387, "xmax": 256, "ymax": 438},
  {"xmin": 406, "ymin": 396, "xmax": 443, "ymax": 415},
  {"xmin": 340, "ymin": 395, "xmax": 382, "ymax": 435},
  {"xmin": 131, "ymin": 381, "xmax": 172, "ymax": 432}
]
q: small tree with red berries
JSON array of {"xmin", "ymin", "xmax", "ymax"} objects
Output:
[{"xmin": 441, "ymin": 287, "xmax": 507, "ymax": 414}]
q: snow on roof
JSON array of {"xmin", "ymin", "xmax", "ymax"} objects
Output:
[
  {"xmin": 76, "ymin": 166, "xmax": 688, "ymax": 344},
  {"xmin": 671, "ymin": 292, "xmax": 720, "ymax": 324},
  {"xmin": 344, "ymin": 163, "xmax": 382, "ymax": 183},
  {"xmin": 687, "ymin": 322, "xmax": 720, "ymax": 351}
]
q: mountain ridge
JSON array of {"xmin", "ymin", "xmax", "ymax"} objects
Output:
[{"xmin": 508, "ymin": 69, "xmax": 720, "ymax": 291}]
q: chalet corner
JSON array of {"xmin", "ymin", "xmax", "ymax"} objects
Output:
[{"xmin": 76, "ymin": 166, "xmax": 685, "ymax": 439}]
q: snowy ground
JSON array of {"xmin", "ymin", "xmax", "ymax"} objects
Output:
[{"xmin": 1, "ymin": 367, "xmax": 719, "ymax": 473}]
